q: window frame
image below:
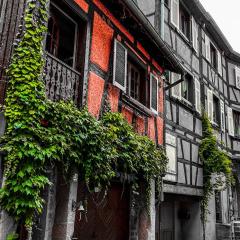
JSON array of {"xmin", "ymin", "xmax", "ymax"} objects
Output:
[
  {"xmin": 210, "ymin": 43, "xmax": 217, "ymax": 70},
  {"xmin": 171, "ymin": 72, "xmax": 197, "ymax": 107},
  {"xmin": 179, "ymin": 2, "xmax": 191, "ymax": 40},
  {"xmin": 126, "ymin": 53, "xmax": 148, "ymax": 107},
  {"xmin": 181, "ymin": 74, "xmax": 193, "ymax": 104}
]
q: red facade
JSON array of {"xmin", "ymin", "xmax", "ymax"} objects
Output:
[{"xmin": 74, "ymin": 0, "xmax": 165, "ymax": 144}]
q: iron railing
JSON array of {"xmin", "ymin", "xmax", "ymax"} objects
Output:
[{"xmin": 44, "ymin": 52, "xmax": 80, "ymax": 104}]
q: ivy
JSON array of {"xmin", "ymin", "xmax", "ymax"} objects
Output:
[
  {"xmin": 0, "ymin": 0, "xmax": 168, "ymax": 232},
  {"xmin": 0, "ymin": 0, "xmax": 49, "ymax": 228},
  {"xmin": 199, "ymin": 113, "xmax": 233, "ymax": 226},
  {"xmin": 6, "ymin": 233, "xmax": 19, "ymax": 240}
]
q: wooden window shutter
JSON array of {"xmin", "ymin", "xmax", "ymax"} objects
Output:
[
  {"xmin": 150, "ymin": 73, "xmax": 158, "ymax": 114},
  {"xmin": 192, "ymin": 17, "xmax": 198, "ymax": 53},
  {"xmin": 195, "ymin": 77, "xmax": 201, "ymax": 113},
  {"xmin": 220, "ymin": 100, "xmax": 225, "ymax": 132},
  {"xmin": 171, "ymin": 0, "xmax": 179, "ymax": 29},
  {"xmin": 205, "ymin": 35, "xmax": 211, "ymax": 62},
  {"xmin": 171, "ymin": 72, "xmax": 181, "ymax": 99},
  {"xmin": 227, "ymin": 107, "xmax": 234, "ymax": 136},
  {"xmin": 113, "ymin": 39, "xmax": 127, "ymax": 92},
  {"xmin": 235, "ymin": 66, "xmax": 240, "ymax": 89},
  {"xmin": 207, "ymin": 88, "xmax": 213, "ymax": 121},
  {"xmin": 217, "ymin": 50, "xmax": 222, "ymax": 76}
]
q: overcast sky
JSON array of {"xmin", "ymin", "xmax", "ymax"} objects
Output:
[{"xmin": 200, "ymin": 0, "xmax": 240, "ymax": 53}]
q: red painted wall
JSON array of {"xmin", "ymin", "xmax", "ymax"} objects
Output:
[
  {"xmin": 87, "ymin": 72, "xmax": 105, "ymax": 117},
  {"xmin": 83, "ymin": 0, "xmax": 164, "ymax": 146},
  {"xmin": 74, "ymin": 0, "xmax": 89, "ymax": 13},
  {"xmin": 108, "ymin": 84, "xmax": 120, "ymax": 112},
  {"xmin": 90, "ymin": 12, "xmax": 114, "ymax": 72}
]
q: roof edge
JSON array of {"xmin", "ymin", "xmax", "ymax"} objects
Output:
[
  {"xmin": 123, "ymin": 0, "xmax": 185, "ymax": 74},
  {"xmin": 193, "ymin": 0, "xmax": 240, "ymax": 63}
]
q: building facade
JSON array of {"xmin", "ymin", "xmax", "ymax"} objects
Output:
[
  {"xmin": 1, "ymin": 0, "xmax": 240, "ymax": 240},
  {"xmin": 0, "ymin": 0, "xmax": 183, "ymax": 239},
  {"xmin": 135, "ymin": 0, "xmax": 240, "ymax": 240}
]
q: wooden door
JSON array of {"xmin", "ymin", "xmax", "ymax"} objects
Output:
[{"xmin": 73, "ymin": 183, "xmax": 129, "ymax": 240}]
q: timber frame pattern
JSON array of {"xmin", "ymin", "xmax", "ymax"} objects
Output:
[{"xmin": 1, "ymin": 0, "xmax": 240, "ymax": 240}]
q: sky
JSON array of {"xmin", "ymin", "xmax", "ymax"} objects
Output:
[{"xmin": 200, "ymin": 0, "xmax": 240, "ymax": 53}]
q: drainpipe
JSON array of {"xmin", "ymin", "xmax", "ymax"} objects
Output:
[{"xmin": 160, "ymin": 0, "xmax": 165, "ymax": 40}]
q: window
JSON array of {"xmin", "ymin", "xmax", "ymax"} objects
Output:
[
  {"xmin": 179, "ymin": 3, "xmax": 190, "ymax": 39},
  {"xmin": 233, "ymin": 111, "xmax": 240, "ymax": 137},
  {"xmin": 113, "ymin": 40, "xmax": 158, "ymax": 112},
  {"xmin": 215, "ymin": 191, "xmax": 222, "ymax": 223},
  {"xmin": 127, "ymin": 58, "xmax": 148, "ymax": 106},
  {"xmin": 46, "ymin": 3, "xmax": 77, "ymax": 67},
  {"xmin": 170, "ymin": 0, "xmax": 198, "ymax": 49},
  {"xmin": 213, "ymin": 95, "xmax": 220, "ymax": 125},
  {"xmin": 181, "ymin": 74, "xmax": 193, "ymax": 103},
  {"xmin": 171, "ymin": 73, "xmax": 196, "ymax": 105},
  {"xmin": 207, "ymin": 89, "xmax": 221, "ymax": 125},
  {"xmin": 210, "ymin": 43, "xmax": 217, "ymax": 69}
]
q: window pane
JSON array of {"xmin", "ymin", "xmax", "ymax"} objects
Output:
[
  {"xmin": 127, "ymin": 60, "xmax": 147, "ymax": 105},
  {"xmin": 179, "ymin": 4, "xmax": 190, "ymax": 39},
  {"xmin": 213, "ymin": 96, "xmax": 220, "ymax": 124},
  {"xmin": 46, "ymin": 5, "xmax": 76, "ymax": 67},
  {"xmin": 181, "ymin": 74, "xmax": 193, "ymax": 103}
]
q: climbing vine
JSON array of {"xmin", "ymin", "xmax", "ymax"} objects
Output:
[
  {"xmin": 0, "ymin": 0, "xmax": 168, "ymax": 231},
  {"xmin": 199, "ymin": 113, "xmax": 233, "ymax": 225}
]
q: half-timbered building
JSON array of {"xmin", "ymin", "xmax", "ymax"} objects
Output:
[
  {"xmin": 1, "ymin": 0, "xmax": 240, "ymax": 240},
  {"xmin": 0, "ymin": 0, "xmax": 184, "ymax": 239},
  {"xmin": 134, "ymin": 0, "xmax": 240, "ymax": 240}
]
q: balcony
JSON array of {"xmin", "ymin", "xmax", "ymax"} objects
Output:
[{"xmin": 44, "ymin": 52, "xmax": 80, "ymax": 104}]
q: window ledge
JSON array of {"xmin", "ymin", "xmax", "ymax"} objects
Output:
[
  {"xmin": 178, "ymin": 29, "xmax": 190, "ymax": 44},
  {"xmin": 181, "ymin": 98, "xmax": 193, "ymax": 107},
  {"xmin": 230, "ymin": 135, "xmax": 240, "ymax": 141},
  {"xmin": 169, "ymin": 96, "xmax": 195, "ymax": 112},
  {"xmin": 172, "ymin": 27, "xmax": 194, "ymax": 50},
  {"xmin": 122, "ymin": 94, "xmax": 154, "ymax": 117}
]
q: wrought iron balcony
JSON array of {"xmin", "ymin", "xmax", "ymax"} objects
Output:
[{"xmin": 44, "ymin": 52, "xmax": 80, "ymax": 104}]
